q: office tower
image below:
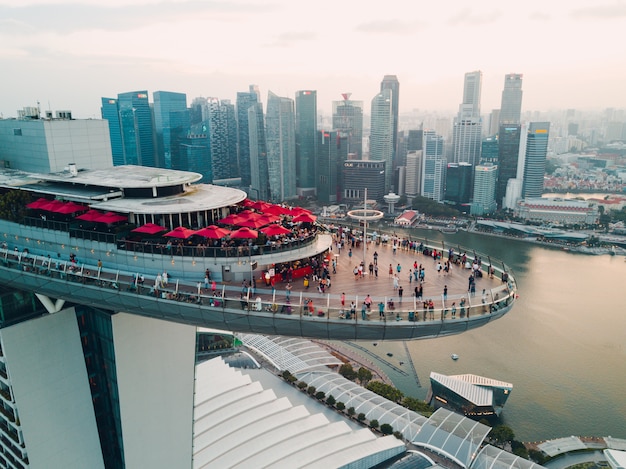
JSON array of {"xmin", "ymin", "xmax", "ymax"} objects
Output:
[
  {"xmin": 265, "ymin": 91, "xmax": 296, "ymax": 202},
  {"xmin": 444, "ymin": 162, "xmax": 473, "ymax": 207},
  {"xmin": 189, "ymin": 97, "xmax": 206, "ymax": 126},
  {"xmin": 101, "ymin": 98, "xmax": 124, "ymax": 166},
  {"xmin": 316, "ymin": 130, "xmax": 348, "ymax": 204},
  {"xmin": 495, "ymin": 124, "xmax": 521, "ymax": 206},
  {"xmin": 248, "ymin": 102, "xmax": 269, "ymax": 200},
  {"xmin": 1, "ymin": 114, "xmax": 112, "ymax": 173},
  {"xmin": 369, "ymin": 88, "xmax": 394, "ymax": 193},
  {"xmin": 522, "ymin": 122, "xmax": 550, "ymax": 198},
  {"xmin": 295, "ymin": 90, "xmax": 317, "ymax": 195},
  {"xmin": 116, "ymin": 91, "xmax": 157, "ymax": 167},
  {"xmin": 380, "ymin": 75, "xmax": 400, "ymax": 166},
  {"xmin": 499, "ymin": 74, "xmax": 523, "ymax": 125},
  {"xmin": 488, "ymin": 109, "xmax": 501, "ymax": 136},
  {"xmin": 471, "ymin": 164, "xmax": 498, "ymax": 215},
  {"xmin": 342, "ymin": 160, "xmax": 386, "ymax": 202},
  {"xmin": 452, "ymin": 71, "xmax": 483, "ymax": 167},
  {"xmin": 397, "ymin": 129, "xmax": 423, "ymax": 169},
  {"xmin": 153, "ymin": 91, "xmax": 189, "ymax": 169},
  {"xmin": 405, "ymin": 150, "xmax": 423, "ymax": 201},
  {"xmin": 332, "ymin": 94, "xmax": 363, "ymax": 158},
  {"xmin": 205, "ymin": 98, "xmax": 239, "ymax": 182},
  {"xmin": 179, "ymin": 133, "xmax": 212, "ymax": 183},
  {"xmin": 236, "ymin": 88, "xmax": 259, "ymax": 188},
  {"xmin": 422, "ymin": 130, "xmax": 446, "ymax": 202},
  {"xmin": 481, "ymin": 136, "xmax": 499, "ymax": 165}
]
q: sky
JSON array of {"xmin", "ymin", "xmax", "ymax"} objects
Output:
[{"xmin": 1, "ymin": 0, "xmax": 626, "ymax": 119}]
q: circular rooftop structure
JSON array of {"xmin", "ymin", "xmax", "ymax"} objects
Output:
[{"xmin": 347, "ymin": 208, "xmax": 384, "ymax": 222}]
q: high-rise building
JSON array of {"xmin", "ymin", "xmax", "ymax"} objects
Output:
[
  {"xmin": 342, "ymin": 160, "xmax": 386, "ymax": 202},
  {"xmin": 481, "ymin": 136, "xmax": 499, "ymax": 165},
  {"xmin": 295, "ymin": 90, "xmax": 317, "ymax": 195},
  {"xmin": 522, "ymin": 122, "xmax": 550, "ymax": 198},
  {"xmin": 316, "ymin": 130, "xmax": 348, "ymax": 204},
  {"xmin": 369, "ymin": 89, "xmax": 394, "ymax": 194},
  {"xmin": 116, "ymin": 91, "xmax": 157, "ymax": 167},
  {"xmin": 488, "ymin": 109, "xmax": 501, "ymax": 136},
  {"xmin": 495, "ymin": 124, "xmax": 521, "ymax": 206},
  {"xmin": 422, "ymin": 130, "xmax": 446, "ymax": 202},
  {"xmin": 248, "ymin": 102, "xmax": 269, "ymax": 201},
  {"xmin": 380, "ymin": 75, "xmax": 400, "ymax": 166},
  {"xmin": 444, "ymin": 162, "xmax": 473, "ymax": 207},
  {"xmin": 153, "ymin": 91, "xmax": 189, "ymax": 169},
  {"xmin": 405, "ymin": 150, "xmax": 423, "ymax": 201},
  {"xmin": 471, "ymin": 164, "xmax": 498, "ymax": 215},
  {"xmin": 178, "ymin": 132, "xmax": 211, "ymax": 183},
  {"xmin": 499, "ymin": 74, "xmax": 523, "ymax": 125},
  {"xmin": 101, "ymin": 98, "xmax": 125, "ymax": 166},
  {"xmin": 204, "ymin": 98, "xmax": 239, "ymax": 182},
  {"xmin": 452, "ymin": 71, "xmax": 483, "ymax": 167},
  {"xmin": 332, "ymin": 94, "xmax": 363, "ymax": 158},
  {"xmin": 265, "ymin": 91, "xmax": 296, "ymax": 202},
  {"xmin": 236, "ymin": 87, "xmax": 259, "ymax": 188}
]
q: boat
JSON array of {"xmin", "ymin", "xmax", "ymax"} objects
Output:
[
  {"xmin": 440, "ymin": 224, "xmax": 458, "ymax": 234},
  {"xmin": 386, "ymin": 352, "xmax": 393, "ymax": 357},
  {"xmin": 451, "ymin": 354, "xmax": 459, "ymax": 361}
]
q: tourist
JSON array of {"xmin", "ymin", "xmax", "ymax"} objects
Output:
[
  {"xmin": 364, "ymin": 294, "xmax": 372, "ymax": 310},
  {"xmin": 341, "ymin": 292, "xmax": 346, "ymax": 307},
  {"xmin": 373, "ymin": 251, "xmax": 378, "ymax": 265},
  {"xmin": 451, "ymin": 302, "xmax": 457, "ymax": 319},
  {"xmin": 388, "ymin": 264, "xmax": 393, "ymax": 278},
  {"xmin": 378, "ymin": 301, "xmax": 385, "ymax": 319},
  {"xmin": 443, "ymin": 285, "xmax": 448, "ymax": 300},
  {"xmin": 398, "ymin": 285, "xmax": 404, "ymax": 302}
]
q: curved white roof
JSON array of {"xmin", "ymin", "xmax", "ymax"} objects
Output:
[
  {"xmin": 472, "ymin": 445, "xmax": 546, "ymax": 469},
  {"xmin": 192, "ymin": 357, "xmax": 405, "ymax": 468}
]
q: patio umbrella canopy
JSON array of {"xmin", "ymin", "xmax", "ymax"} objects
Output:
[
  {"xmin": 236, "ymin": 217, "xmax": 272, "ymax": 229},
  {"xmin": 54, "ymin": 202, "xmax": 87, "ymax": 214},
  {"xmin": 131, "ymin": 223, "xmax": 167, "ymax": 235},
  {"xmin": 95, "ymin": 212, "xmax": 128, "ymax": 224},
  {"xmin": 217, "ymin": 214, "xmax": 239, "ymax": 225},
  {"xmin": 264, "ymin": 204, "xmax": 290, "ymax": 216},
  {"xmin": 260, "ymin": 224, "xmax": 292, "ymax": 236},
  {"xmin": 38, "ymin": 200, "xmax": 65, "ymax": 212},
  {"xmin": 164, "ymin": 227, "xmax": 197, "ymax": 239},
  {"xmin": 292, "ymin": 212, "xmax": 317, "ymax": 223},
  {"xmin": 229, "ymin": 227, "xmax": 259, "ymax": 239},
  {"xmin": 76, "ymin": 210, "xmax": 104, "ymax": 222},
  {"xmin": 26, "ymin": 198, "xmax": 51, "ymax": 210},
  {"xmin": 195, "ymin": 225, "xmax": 231, "ymax": 239}
]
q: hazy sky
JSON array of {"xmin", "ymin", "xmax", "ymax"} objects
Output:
[{"xmin": 1, "ymin": 0, "xmax": 625, "ymax": 119}]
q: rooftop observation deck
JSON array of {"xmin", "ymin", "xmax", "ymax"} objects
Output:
[{"xmin": 0, "ymin": 233, "xmax": 516, "ymax": 341}]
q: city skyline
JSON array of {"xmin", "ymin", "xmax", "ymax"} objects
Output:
[{"xmin": 1, "ymin": 0, "xmax": 625, "ymax": 118}]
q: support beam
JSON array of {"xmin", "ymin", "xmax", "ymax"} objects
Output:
[{"xmin": 35, "ymin": 294, "xmax": 66, "ymax": 314}]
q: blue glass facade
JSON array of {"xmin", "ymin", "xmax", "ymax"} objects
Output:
[
  {"xmin": 236, "ymin": 91, "xmax": 258, "ymax": 188},
  {"xmin": 295, "ymin": 90, "xmax": 317, "ymax": 192},
  {"xmin": 117, "ymin": 91, "xmax": 156, "ymax": 167},
  {"xmin": 153, "ymin": 91, "xmax": 189, "ymax": 169},
  {"xmin": 101, "ymin": 98, "xmax": 124, "ymax": 166}
]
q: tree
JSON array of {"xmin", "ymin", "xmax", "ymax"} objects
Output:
[
  {"xmin": 297, "ymin": 381, "xmax": 307, "ymax": 389},
  {"xmin": 369, "ymin": 419, "xmax": 379, "ymax": 429},
  {"xmin": 380, "ymin": 423, "xmax": 393, "ymax": 435},
  {"xmin": 315, "ymin": 391, "xmax": 326, "ymax": 400},
  {"xmin": 307, "ymin": 386, "xmax": 316, "ymax": 396},
  {"xmin": 357, "ymin": 367, "xmax": 373, "ymax": 386},
  {"xmin": 528, "ymin": 449, "xmax": 547, "ymax": 465},
  {"xmin": 490, "ymin": 425, "xmax": 515, "ymax": 445},
  {"xmin": 357, "ymin": 413, "xmax": 366, "ymax": 421},
  {"xmin": 366, "ymin": 381, "xmax": 404, "ymax": 402},
  {"xmin": 347, "ymin": 407, "xmax": 355, "ymax": 417},
  {"xmin": 511, "ymin": 441, "xmax": 529, "ymax": 458},
  {"xmin": 393, "ymin": 431, "xmax": 403, "ymax": 440},
  {"xmin": 336, "ymin": 402, "xmax": 345, "ymax": 411},
  {"xmin": 326, "ymin": 395, "xmax": 336, "ymax": 406},
  {"xmin": 401, "ymin": 396, "xmax": 434, "ymax": 414},
  {"xmin": 339, "ymin": 363, "xmax": 357, "ymax": 381}
]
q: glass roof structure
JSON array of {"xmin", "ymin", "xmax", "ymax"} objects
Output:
[
  {"xmin": 412, "ymin": 408, "xmax": 491, "ymax": 468},
  {"xmin": 297, "ymin": 369, "xmax": 428, "ymax": 441},
  {"xmin": 238, "ymin": 334, "xmax": 342, "ymax": 373},
  {"xmin": 472, "ymin": 445, "xmax": 545, "ymax": 469}
]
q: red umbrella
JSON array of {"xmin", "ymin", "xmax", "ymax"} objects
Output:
[
  {"xmin": 26, "ymin": 198, "xmax": 50, "ymax": 209},
  {"xmin": 251, "ymin": 201, "xmax": 270, "ymax": 211},
  {"xmin": 292, "ymin": 213, "xmax": 317, "ymax": 223},
  {"xmin": 132, "ymin": 223, "xmax": 167, "ymax": 235},
  {"xmin": 229, "ymin": 227, "xmax": 259, "ymax": 239},
  {"xmin": 164, "ymin": 227, "xmax": 197, "ymax": 239},
  {"xmin": 76, "ymin": 209, "xmax": 104, "ymax": 221},
  {"xmin": 260, "ymin": 224, "xmax": 292, "ymax": 236},
  {"xmin": 237, "ymin": 217, "xmax": 271, "ymax": 229},
  {"xmin": 265, "ymin": 204, "xmax": 290, "ymax": 216},
  {"xmin": 195, "ymin": 225, "xmax": 231, "ymax": 239},
  {"xmin": 54, "ymin": 202, "xmax": 87, "ymax": 214},
  {"xmin": 95, "ymin": 212, "xmax": 128, "ymax": 224},
  {"xmin": 217, "ymin": 214, "xmax": 239, "ymax": 225},
  {"xmin": 240, "ymin": 199, "xmax": 255, "ymax": 207},
  {"xmin": 39, "ymin": 200, "xmax": 65, "ymax": 212}
]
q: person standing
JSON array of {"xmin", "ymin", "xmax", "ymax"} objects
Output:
[
  {"xmin": 374, "ymin": 264, "xmax": 379, "ymax": 278},
  {"xmin": 443, "ymin": 285, "xmax": 448, "ymax": 300},
  {"xmin": 378, "ymin": 301, "xmax": 385, "ymax": 319},
  {"xmin": 388, "ymin": 264, "xmax": 393, "ymax": 278},
  {"xmin": 398, "ymin": 285, "xmax": 404, "ymax": 302},
  {"xmin": 373, "ymin": 251, "xmax": 378, "ymax": 265},
  {"xmin": 286, "ymin": 282, "xmax": 292, "ymax": 300},
  {"xmin": 341, "ymin": 292, "xmax": 346, "ymax": 307}
]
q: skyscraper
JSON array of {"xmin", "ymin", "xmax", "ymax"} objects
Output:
[
  {"xmin": 422, "ymin": 130, "xmax": 446, "ymax": 202},
  {"xmin": 495, "ymin": 124, "xmax": 522, "ymax": 206},
  {"xmin": 452, "ymin": 71, "xmax": 483, "ymax": 167},
  {"xmin": 101, "ymin": 97, "xmax": 124, "ymax": 166},
  {"xmin": 332, "ymin": 94, "xmax": 363, "ymax": 158},
  {"xmin": 265, "ymin": 91, "xmax": 296, "ymax": 202},
  {"xmin": 116, "ymin": 91, "xmax": 156, "ymax": 167},
  {"xmin": 295, "ymin": 90, "xmax": 317, "ymax": 195},
  {"xmin": 153, "ymin": 91, "xmax": 189, "ymax": 169},
  {"xmin": 205, "ymin": 98, "xmax": 239, "ymax": 182},
  {"xmin": 444, "ymin": 162, "xmax": 473, "ymax": 208},
  {"xmin": 522, "ymin": 122, "xmax": 550, "ymax": 198},
  {"xmin": 248, "ymin": 102, "xmax": 269, "ymax": 200},
  {"xmin": 471, "ymin": 164, "xmax": 498, "ymax": 215},
  {"xmin": 316, "ymin": 130, "xmax": 348, "ymax": 204},
  {"xmin": 236, "ymin": 87, "xmax": 259, "ymax": 188},
  {"xmin": 405, "ymin": 150, "xmax": 423, "ymax": 201},
  {"xmin": 499, "ymin": 74, "xmax": 523, "ymax": 125},
  {"xmin": 369, "ymin": 89, "xmax": 394, "ymax": 194},
  {"xmin": 380, "ymin": 75, "xmax": 400, "ymax": 167}
]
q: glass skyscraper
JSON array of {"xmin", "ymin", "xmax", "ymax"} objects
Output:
[
  {"xmin": 452, "ymin": 71, "xmax": 483, "ymax": 168},
  {"xmin": 471, "ymin": 164, "xmax": 498, "ymax": 215},
  {"xmin": 332, "ymin": 95, "xmax": 363, "ymax": 158},
  {"xmin": 248, "ymin": 102, "xmax": 269, "ymax": 201},
  {"xmin": 265, "ymin": 91, "xmax": 296, "ymax": 202},
  {"xmin": 295, "ymin": 90, "xmax": 317, "ymax": 195},
  {"xmin": 422, "ymin": 130, "xmax": 446, "ymax": 202},
  {"xmin": 101, "ymin": 98, "xmax": 124, "ymax": 166},
  {"xmin": 116, "ymin": 91, "xmax": 156, "ymax": 167},
  {"xmin": 496, "ymin": 124, "xmax": 521, "ymax": 206},
  {"xmin": 499, "ymin": 74, "xmax": 523, "ymax": 125},
  {"xmin": 153, "ymin": 91, "xmax": 189, "ymax": 169},
  {"xmin": 236, "ymin": 87, "xmax": 259, "ymax": 188},
  {"xmin": 380, "ymin": 75, "xmax": 400, "ymax": 167},
  {"xmin": 522, "ymin": 122, "xmax": 550, "ymax": 198},
  {"xmin": 370, "ymin": 89, "xmax": 394, "ymax": 194},
  {"xmin": 316, "ymin": 130, "xmax": 348, "ymax": 204}
]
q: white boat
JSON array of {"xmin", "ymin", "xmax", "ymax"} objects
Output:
[{"xmin": 451, "ymin": 354, "xmax": 459, "ymax": 361}]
